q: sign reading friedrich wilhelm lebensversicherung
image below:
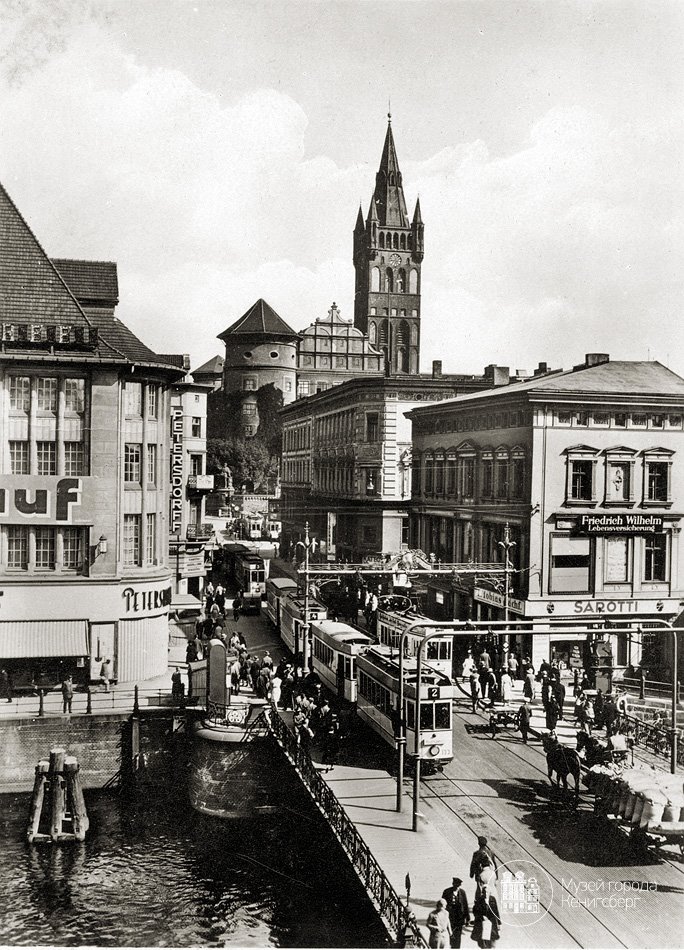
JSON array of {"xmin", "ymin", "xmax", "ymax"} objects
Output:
[{"xmin": 576, "ymin": 513, "xmax": 664, "ymax": 534}]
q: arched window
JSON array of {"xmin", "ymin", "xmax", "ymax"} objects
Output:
[
  {"xmin": 379, "ymin": 322, "xmax": 388, "ymax": 346},
  {"xmin": 397, "ymin": 269, "xmax": 406, "ymax": 292},
  {"xmin": 371, "ymin": 267, "xmax": 380, "ymax": 292},
  {"xmin": 393, "ymin": 233, "xmax": 399, "ymax": 249},
  {"xmin": 369, "ymin": 322, "xmax": 377, "ymax": 345},
  {"xmin": 385, "ymin": 268, "xmax": 394, "ymax": 292},
  {"xmin": 409, "ymin": 269, "xmax": 418, "ymax": 294},
  {"xmin": 400, "ymin": 233, "xmax": 406, "ymax": 250},
  {"xmin": 408, "ymin": 234, "xmax": 413, "ymax": 249},
  {"xmin": 379, "ymin": 232, "xmax": 385, "ymax": 249}
]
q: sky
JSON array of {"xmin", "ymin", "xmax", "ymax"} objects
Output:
[{"xmin": 1, "ymin": 0, "xmax": 682, "ymax": 377}]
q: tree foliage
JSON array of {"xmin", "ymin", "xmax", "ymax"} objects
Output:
[{"xmin": 207, "ymin": 437, "xmax": 278, "ymax": 492}]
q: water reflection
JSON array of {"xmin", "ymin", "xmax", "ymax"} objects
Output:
[{"xmin": 0, "ymin": 772, "xmax": 386, "ymax": 947}]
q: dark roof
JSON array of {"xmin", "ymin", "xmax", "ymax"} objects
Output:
[
  {"xmin": 193, "ymin": 355, "xmax": 224, "ymax": 375},
  {"xmin": 218, "ymin": 298, "xmax": 298, "ymax": 341},
  {"xmin": 51, "ymin": 258, "xmax": 119, "ymax": 305},
  {"xmin": 159, "ymin": 354, "xmax": 191, "ymax": 370},
  {"xmin": 0, "ymin": 182, "xmax": 182, "ymax": 373}
]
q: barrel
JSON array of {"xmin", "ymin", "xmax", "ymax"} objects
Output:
[{"xmin": 639, "ymin": 788, "xmax": 668, "ymax": 829}]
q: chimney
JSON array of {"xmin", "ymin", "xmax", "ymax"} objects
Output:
[
  {"xmin": 533, "ymin": 361, "xmax": 549, "ymax": 377},
  {"xmin": 585, "ymin": 353, "xmax": 609, "ymax": 368},
  {"xmin": 484, "ymin": 364, "xmax": 510, "ymax": 387},
  {"xmin": 432, "ymin": 360, "xmax": 442, "ymax": 378}
]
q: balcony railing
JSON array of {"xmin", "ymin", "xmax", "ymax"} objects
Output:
[
  {"xmin": 186, "ymin": 522, "xmax": 213, "ymax": 540},
  {"xmin": 187, "ymin": 474, "xmax": 214, "ymax": 491}
]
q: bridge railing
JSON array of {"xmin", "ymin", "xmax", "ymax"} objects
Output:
[
  {"xmin": 267, "ymin": 710, "xmax": 425, "ymax": 947},
  {"xmin": 617, "ymin": 712, "xmax": 684, "ymax": 767}
]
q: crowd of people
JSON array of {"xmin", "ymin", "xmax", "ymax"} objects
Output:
[{"xmin": 423, "ymin": 835, "xmax": 501, "ymax": 949}]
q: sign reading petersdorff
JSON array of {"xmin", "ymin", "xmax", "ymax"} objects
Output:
[
  {"xmin": 170, "ymin": 407, "xmax": 184, "ymax": 534},
  {"xmin": 575, "ymin": 513, "xmax": 664, "ymax": 534}
]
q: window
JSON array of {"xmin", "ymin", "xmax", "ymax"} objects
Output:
[
  {"xmin": 651, "ymin": 414, "xmax": 664, "ymax": 429},
  {"xmin": 7, "ymin": 527, "xmax": 28, "ymax": 569},
  {"xmin": 146, "ymin": 513, "xmax": 156, "ymax": 563},
  {"xmin": 63, "ymin": 528, "xmax": 84, "ymax": 570},
  {"xmin": 9, "ymin": 376, "xmax": 30, "ymax": 411},
  {"xmin": 424, "ymin": 456, "xmax": 434, "ymax": 494},
  {"xmin": 36, "ymin": 377, "xmax": 57, "ymax": 412},
  {"xmin": 575, "ymin": 411, "xmax": 589, "ymax": 426},
  {"xmin": 270, "ymin": 350, "xmax": 279, "ymax": 359},
  {"xmin": 124, "ymin": 443, "xmax": 142, "ymax": 483},
  {"xmin": 35, "ymin": 528, "xmax": 56, "ymax": 569},
  {"xmin": 495, "ymin": 453, "xmax": 509, "ymax": 498},
  {"xmin": 125, "ymin": 381, "xmax": 142, "ymax": 416},
  {"xmin": 298, "ymin": 380, "xmax": 310, "ymax": 396},
  {"xmin": 481, "ymin": 454, "xmax": 494, "ymax": 497},
  {"xmin": 668, "ymin": 415, "xmax": 682, "ymax": 428},
  {"xmin": 147, "ymin": 444, "xmax": 157, "ymax": 484},
  {"xmin": 592, "ymin": 412, "xmax": 609, "ymax": 426},
  {"xmin": 366, "ymin": 412, "xmax": 380, "ymax": 442},
  {"xmin": 36, "ymin": 441, "xmax": 56, "ymax": 475},
  {"xmin": 191, "ymin": 417, "xmax": 202, "ymax": 438},
  {"xmin": 645, "ymin": 461, "xmax": 669, "ymax": 502},
  {"xmin": 147, "ymin": 386, "xmax": 158, "ymax": 419},
  {"xmin": 285, "ymin": 380, "xmax": 292, "ymax": 392},
  {"xmin": 64, "ymin": 378, "xmax": 85, "ymax": 413},
  {"xmin": 64, "ymin": 442, "xmax": 85, "ymax": 476},
  {"xmin": 510, "ymin": 453, "xmax": 525, "ymax": 499},
  {"xmin": 435, "ymin": 454, "xmax": 445, "ymax": 494},
  {"xmin": 614, "ymin": 412, "xmax": 627, "ymax": 427},
  {"xmin": 644, "ymin": 534, "xmax": 667, "ymax": 582},
  {"xmin": 550, "ymin": 536, "xmax": 592, "ymax": 593},
  {"xmin": 632, "ymin": 414, "xmax": 647, "ymax": 427},
  {"xmin": 557, "ymin": 410, "xmax": 572, "ymax": 425},
  {"xmin": 243, "ymin": 377, "xmax": 257, "ymax": 391},
  {"xmin": 123, "ymin": 514, "xmax": 141, "ymax": 566},
  {"xmin": 9, "ymin": 441, "xmax": 29, "ymax": 475},
  {"xmin": 190, "ymin": 454, "xmax": 203, "ymax": 476}
]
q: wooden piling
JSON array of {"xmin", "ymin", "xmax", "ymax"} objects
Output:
[
  {"xmin": 49, "ymin": 748, "xmax": 66, "ymax": 841},
  {"xmin": 64, "ymin": 757, "xmax": 89, "ymax": 841},
  {"xmin": 27, "ymin": 760, "xmax": 49, "ymax": 843}
]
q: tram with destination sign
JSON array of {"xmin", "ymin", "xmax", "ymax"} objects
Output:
[
  {"xmin": 279, "ymin": 591, "xmax": 328, "ymax": 656},
  {"xmin": 376, "ymin": 605, "xmax": 453, "ymax": 678},
  {"xmin": 234, "ymin": 552, "xmax": 266, "ymax": 614},
  {"xmin": 265, "ymin": 576, "xmax": 298, "ymax": 628},
  {"xmin": 310, "ymin": 620, "xmax": 373, "ymax": 702},
  {"xmin": 356, "ymin": 642, "xmax": 455, "ymax": 767}
]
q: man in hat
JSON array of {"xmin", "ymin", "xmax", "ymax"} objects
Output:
[
  {"xmin": 441, "ymin": 877, "xmax": 470, "ymax": 947},
  {"xmin": 517, "ymin": 699, "xmax": 531, "ymax": 744}
]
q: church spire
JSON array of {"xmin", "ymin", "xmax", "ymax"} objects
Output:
[{"xmin": 373, "ymin": 115, "xmax": 409, "ymax": 228}]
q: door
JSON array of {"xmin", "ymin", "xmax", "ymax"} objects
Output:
[{"xmin": 336, "ymin": 655, "xmax": 345, "ymax": 698}]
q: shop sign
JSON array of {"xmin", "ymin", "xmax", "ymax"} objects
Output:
[
  {"xmin": 183, "ymin": 552, "xmax": 206, "ymax": 577},
  {"xmin": 474, "ymin": 586, "xmax": 525, "ymax": 615},
  {"xmin": 575, "ymin": 513, "xmax": 664, "ymax": 535},
  {"xmin": 531, "ymin": 597, "xmax": 673, "ymax": 617},
  {"xmin": 170, "ymin": 407, "xmax": 184, "ymax": 533},
  {"xmin": 0, "ymin": 477, "xmax": 82, "ymax": 523},
  {"xmin": 122, "ymin": 585, "xmax": 172, "ymax": 614}
]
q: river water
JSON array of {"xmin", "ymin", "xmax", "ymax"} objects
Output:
[{"xmin": 0, "ymin": 777, "xmax": 387, "ymax": 947}]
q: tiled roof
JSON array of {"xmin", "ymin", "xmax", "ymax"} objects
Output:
[
  {"xmin": 51, "ymin": 258, "xmax": 118, "ymax": 304},
  {"xmin": 158, "ymin": 354, "xmax": 191, "ymax": 370},
  {"xmin": 0, "ymin": 182, "xmax": 181, "ymax": 373},
  {"xmin": 193, "ymin": 355, "xmax": 224, "ymax": 375},
  {"xmin": 218, "ymin": 298, "xmax": 298, "ymax": 340}
]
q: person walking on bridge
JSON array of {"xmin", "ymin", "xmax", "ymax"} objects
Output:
[
  {"xmin": 426, "ymin": 899, "xmax": 452, "ymax": 949},
  {"xmin": 441, "ymin": 877, "xmax": 470, "ymax": 948},
  {"xmin": 469, "ymin": 836, "xmax": 498, "ymax": 883}
]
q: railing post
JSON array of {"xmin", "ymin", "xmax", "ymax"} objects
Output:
[
  {"xmin": 640, "ymin": 668, "xmax": 646, "ymax": 700},
  {"xmin": 38, "ymin": 688, "xmax": 44, "ymax": 717},
  {"xmin": 133, "ymin": 685, "xmax": 139, "ymax": 714},
  {"xmin": 86, "ymin": 685, "xmax": 92, "ymax": 715}
]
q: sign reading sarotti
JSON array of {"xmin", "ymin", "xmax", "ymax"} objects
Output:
[{"xmin": 170, "ymin": 407, "xmax": 184, "ymax": 533}]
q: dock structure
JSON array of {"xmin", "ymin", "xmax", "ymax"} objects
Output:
[{"xmin": 27, "ymin": 748, "xmax": 89, "ymax": 844}]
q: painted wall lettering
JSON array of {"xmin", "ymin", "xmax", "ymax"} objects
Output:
[
  {"xmin": 122, "ymin": 585, "xmax": 172, "ymax": 614},
  {"xmin": 0, "ymin": 478, "xmax": 83, "ymax": 523},
  {"xmin": 170, "ymin": 406, "xmax": 184, "ymax": 534}
]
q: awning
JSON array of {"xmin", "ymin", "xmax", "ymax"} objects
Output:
[
  {"xmin": 0, "ymin": 620, "xmax": 89, "ymax": 659},
  {"xmin": 171, "ymin": 593, "xmax": 202, "ymax": 609}
]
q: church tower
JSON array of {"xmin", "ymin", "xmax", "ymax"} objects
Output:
[{"xmin": 353, "ymin": 115, "xmax": 424, "ymax": 375}]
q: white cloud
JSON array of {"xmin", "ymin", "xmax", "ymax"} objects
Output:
[{"xmin": 1, "ymin": 23, "xmax": 681, "ymax": 376}]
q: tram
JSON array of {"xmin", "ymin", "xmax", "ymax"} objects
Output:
[
  {"xmin": 376, "ymin": 605, "xmax": 453, "ymax": 678},
  {"xmin": 310, "ymin": 620, "xmax": 372, "ymax": 702},
  {"xmin": 279, "ymin": 591, "xmax": 327, "ymax": 655},
  {"xmin": 265, "ymin": 576, "xmax": 298, "ymax": 628},
  {"xmin": 356, "ymin": 644, "xmax": 454, "ymax": 766},
  {"xmin": 234, "ymin": 552, "xmax": 266, "ymax": 613}
]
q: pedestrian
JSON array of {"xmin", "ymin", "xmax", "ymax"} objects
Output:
[
  {"xmin": 469, "ymin": 673, "xmax": 481, "ymax": 714},
  {"xmin": 506, "ymin": 653, "xmax": 518, "ymax": 681},
  {"xmin": 471, "ymin": 878, "xmax": 500, "ymax": 948},
  {"xmin": 230, "ymin": 658, "xmax": 241, "ymax": 695},
  {"xmin": 232, "ymin": 592, "xmax": 242, "ymax": 622},
  {"xmin": 500, "ymin": 670, "xmax": 513, "ymax": 704},
  {"xmin": 238, "ymin": 632, "xmax": 247, "ymax": 650},
  {"xmin": 478, "ymin": 663, "xmax": 489, "ymax": 700},
  {"xmin": 426, "ymin": 898, "xmax": 452, "ymax": 949},
  {"xmin": 215, "ymin": 584, "xmax": 225, "ymax": 613},
  {"xmin": 540, "ymin": 671, "xmax": 551, "ymax": 710},
  {"xmin": 1, "ymin": 668, "xmax": 12, "ymax": 703},
  {"xmin": 441, "ymin": 877, "xmax": 470, "ymax": 948},
  {"xmin": 186, "ymin": 639, "xmax": 198, "ymax": 664},
  {"xmin": 551, "ymin": 674, "xmax": 566, "ymax": 718},
  {"xmin": 261, "ymin": 650, "xmax": 274, "ymax": 670},
  {"xmin": 322, "ymin": 712, "xmax": 341, "ymax": 764},
  {"xmin": 230, "ymin": 631, "xmax": 241, "ymax": 652},
  {"xmin": 523, "ymin": 668, "xmax": 536, "ymax": 701},
  {"xmin": 594, "ymin": 688, "xmax": 605, "ymax": 729},
  {"xmin": 250, "ymin": 657, "xmax": 261, "ymax": 692},
  {"xmin": 271, "ymin": 673, "xmax": 282, "ymax": 709},
  {"xmin": 461, "ymin": 651, "xmax": 476, "ymax": 681},
  {"xmin": 61, "ymin": 674, "xmax": 74, "ymax": 714},
  {"xmin": 171, "ymin": 669, "xmax": 184, "ymax": 704},
  {"xmin": 100, "ymin": 658, "xmax": 112, "ymax": 692},
  {"xmin": 478, "ymin": 648, "xmax": 491, "ymax": 670},
  {"xmin": 257, "ymin": 666, "xmax": 271, "ymax": 700},
  {"xmin": 517, "ymin": 699, "xmax": 531, "ymax": 744},
  {"xmin": 469, "ymin": 836, "xmax": 498, "ymax": 882},
  {"xmin": 603, "ymin": 695, "xmax": 618, "ymax": 736},
  {"xmin": 293, "ymin": 707, "xmax": 313, "ymax": 747},
  {"xmin": 545, "ymin": 695, "xmax": 560, "ymax": 732},
  {"xmin": 573, "ymin": 667, "xmax": 582, "ymax": 697},
  {"xmin": 485, "ymin": 668, "xmax": 498, "ymax": 703},
  {"xmin": 210, "ymin": 601, "xmax": 221, "ymax": 623}
]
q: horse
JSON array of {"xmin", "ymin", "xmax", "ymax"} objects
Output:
[
  {"xmin": 576, "ymin": 730, "xmax": 612, "ymax": 768},
  {"xmin": 542, "ymin": 733, "xmax": 582, "ymax": 803}
]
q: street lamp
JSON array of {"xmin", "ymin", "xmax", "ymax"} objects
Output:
[
  {"xmin": 301, "ymin": 522, "xmax": 313, "ymax": 673},
  {"xmin": 496, "ymin": 522, "xmax": 516, "ymax": 666}
]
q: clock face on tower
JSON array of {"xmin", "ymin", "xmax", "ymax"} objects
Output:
[{"xmin": 388, "ymin": 253, "xmax": 401, "ymax": 267}]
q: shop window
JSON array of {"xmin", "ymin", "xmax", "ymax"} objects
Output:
[
  {"xmin": 643, "ymin": 534, "xmax": 668, "ymax": 582},
  {"xmin": 550, "ymin": 535, "xmax": 592, "ymax": 593}
]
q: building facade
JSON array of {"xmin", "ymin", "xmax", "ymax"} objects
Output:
[
  {"xmin": 407, "ymin": 355, "xmax": 684, "ymax": 671},
  {"xmin": 0, "ymin": 183, "xmax": 182, "ymax": 687},
  {"xmin": 280, "ymin": 371, "xmax": 507, "ymax": 561},
  {"xmin": 296, "ymin": 302, "xmax": 383, "ymax": 397}
]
